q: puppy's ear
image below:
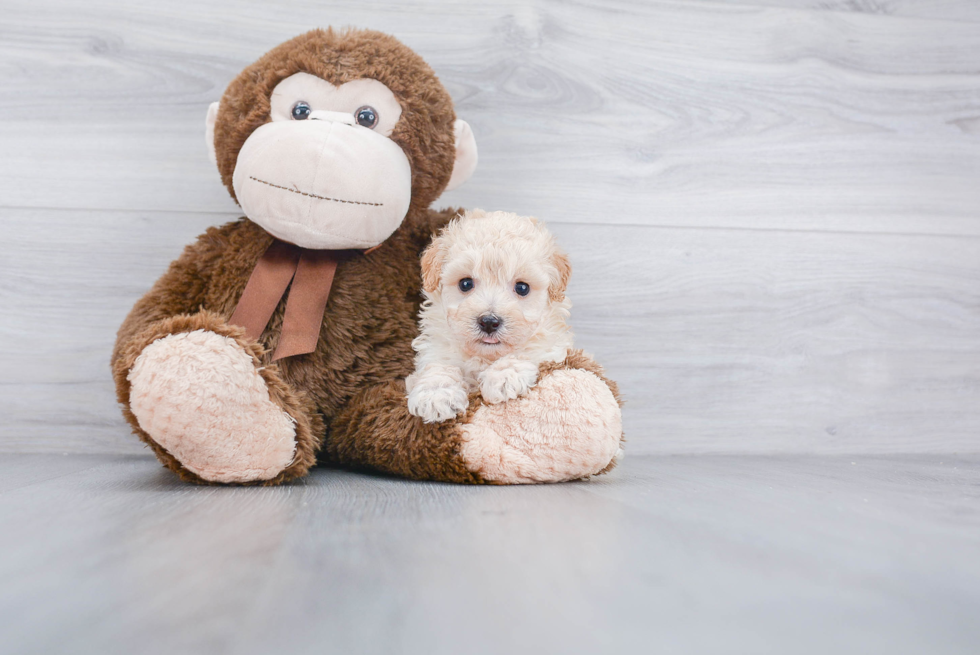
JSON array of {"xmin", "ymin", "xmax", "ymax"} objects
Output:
[
  {"xmin": 549, "ymin": 249, "xmax": 572, "ymax": 302},
  {"xmin": 420, "ymin": 238, "xmax": 448, "ymax": 294}
]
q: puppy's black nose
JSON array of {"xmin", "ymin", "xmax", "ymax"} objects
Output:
[{"xmin": 478, "ymin": 314, "xmax": 502, "ymax": 334}]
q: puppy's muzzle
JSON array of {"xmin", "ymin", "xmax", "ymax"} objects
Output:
[{"xmin": 478, "ymin": 314, "xmax": 503, "ymax": 335}]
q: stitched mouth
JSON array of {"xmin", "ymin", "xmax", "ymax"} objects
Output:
[{"xmin": 249, "ymin": 176, "xmax": 383, "ymax": 207}]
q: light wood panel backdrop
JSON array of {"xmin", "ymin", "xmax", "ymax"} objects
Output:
[{"xmin": 2, "ymin": 0, "xmax": 979, "ymax": 455}]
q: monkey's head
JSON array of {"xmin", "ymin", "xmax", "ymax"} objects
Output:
[{"xmin": 205, "ymin": 28, "xmax": 478, "ymax": 250}]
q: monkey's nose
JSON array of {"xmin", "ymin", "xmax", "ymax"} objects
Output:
[
  {"xmin": 478, "ymin": 315, "xmax": 502, "ymax": 334},
  {"xmin": 308, "ymin": 110, "xmax": 356, "ymax": 125}
]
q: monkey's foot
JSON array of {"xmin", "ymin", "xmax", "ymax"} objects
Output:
[
  {"xmin": 459, "ymin": 365, "xmax": 623, "ymax": 484},
  {"xmin": 128, "ymin": 329, "xmax": 297, "ymax": 483}
]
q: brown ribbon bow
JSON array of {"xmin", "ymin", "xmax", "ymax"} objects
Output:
[{"xmin": 229, "ymin": 240, "xmax": 344, "ymax": 361}]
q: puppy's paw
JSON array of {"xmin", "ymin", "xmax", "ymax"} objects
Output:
[
  {"xmin": 407, "ymin": 365, "xmax": 469, "ymax": 423},
  {"xmin": 478, "ymin": 357, "xmax": 539, "ymax": 404},
  {"xmin": 408, "ymin": 385, "xmax": 469, "ymax": 423}
]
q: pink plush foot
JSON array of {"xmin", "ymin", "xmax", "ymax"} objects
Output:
[
  {"xmin": 128, "ymin": 330, "xmax": 297, "ymax": 483},
  {"xmin": 459, "ymin": 368, "xmax": 623, "ymax": 484}
]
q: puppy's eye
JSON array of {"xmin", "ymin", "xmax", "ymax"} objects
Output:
[
  {"xmin": 291, "ymin": 101, "xmax": 311, "ymax": 120},
  {"xmin": 515, "ymin": 281, "xmax": 530, "ymax": 297},
  {"xmin": 355, "ymin": 105, "xmax": 379, "ymax": 128},
  {"xmin": 458, "ymin": 278, "xmax": 474, "ymax": 293}
]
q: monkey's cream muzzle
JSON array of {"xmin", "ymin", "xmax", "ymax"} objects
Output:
[{"xmin": 232, "ymin": 114, "xmax": 412, "ymax": 250}]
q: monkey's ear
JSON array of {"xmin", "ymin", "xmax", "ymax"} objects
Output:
[
  {"xmin": 420, "ymin": 238, "xmax": 449, "ymax": 294},
  {"xmin": 444, "ymin": 119, "xmax": 478, "ymax": 191},
  {"xmin": 549, "ymin": 250, "xmax": 572, "ymax": 303},
  {"xmin": 205, "ymin": 102, "xmax": 220, "ymax": 165}
]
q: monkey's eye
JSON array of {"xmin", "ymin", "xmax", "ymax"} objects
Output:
[
  {"xmin": 291, "ymin": 101, "xmax": 311, "ymax": 120},
  {"xmin": 515, "ymin": 282, "xmax": 530, "ymax": 297},
  {"xmin": 458, "ymin": 278, "xmax": 474, "ymax": 293},
  {"xmin": 355, "ymin": 105, "xmax": 379, "ymax": 129}
]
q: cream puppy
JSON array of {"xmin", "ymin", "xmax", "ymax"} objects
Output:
[{"xmin": 406, "ymin": 209, "xmax": 573, "ymax": 423}]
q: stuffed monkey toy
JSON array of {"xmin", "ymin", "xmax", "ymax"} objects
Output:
[{"xmin": 111, "ymin": 28, "xmax": 623, "ymax": 485}]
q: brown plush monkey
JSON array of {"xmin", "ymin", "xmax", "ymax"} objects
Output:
[{"xmin": 111, "ymin": 28, "xmax": 623, "ymax": 485}]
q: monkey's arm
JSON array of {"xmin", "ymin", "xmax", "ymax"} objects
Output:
[
  {"xmin": 111, "ymin": 218, "xmax": 273, "ymax": 376},
  {"xmin": 110, "ymin": 227, "xmax": 238, "ymax": 476},
  {"xmin": 327, "ymin": 350, "xmax": 624, "ymax": 484},
  {"xmin": 114, "ymin": 240, "xmax": 212, "ymax": 357},
  {"xmin": 110, "ymin": 221, "xmax": 241, "ymax": 393}
]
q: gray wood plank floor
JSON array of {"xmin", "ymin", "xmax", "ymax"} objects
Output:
[{"xmin": 1, "ymin": 453, "xmax": 978, "ymax": 654}]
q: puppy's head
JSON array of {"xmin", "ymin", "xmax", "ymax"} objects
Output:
[{"xmin": 420, "ymin": 209, "xmax": 571, "ymax": 361}]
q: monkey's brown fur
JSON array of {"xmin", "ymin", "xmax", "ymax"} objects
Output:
[
  {"xmin": 112, "ymin": 28, "xmax": 622, "ymax": 484},
  {"xmin": 326, "ymin": 349, "xmax": 624, "ymax": 483}
]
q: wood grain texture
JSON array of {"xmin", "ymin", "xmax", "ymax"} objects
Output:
[
  {"xmin": 1, "ymin": 0, "xmax": 979, "ymax": 455},
  {"xmin": 1, "ymin": 454, "xmax": 978, "ymax": 654},
  {"xmin": 3, "ymin": 208, "xmax": 980, "ymax": 454},
  {"xmin": 710, "ymin": 0, "xmax": 980, "ymax": 22},
  {"xmin": 1, "ymin": 0, "xmax": 978, "ymax": 233}
]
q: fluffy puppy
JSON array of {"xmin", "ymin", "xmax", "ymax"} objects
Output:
[{"xmin": 406, "ymin": 209, "xmax": 573, "ymax": 423}]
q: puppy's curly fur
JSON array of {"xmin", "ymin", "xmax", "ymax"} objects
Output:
[{"xmin": 406, "ymin": 210, "xmax": 573, "ymax": 423}]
